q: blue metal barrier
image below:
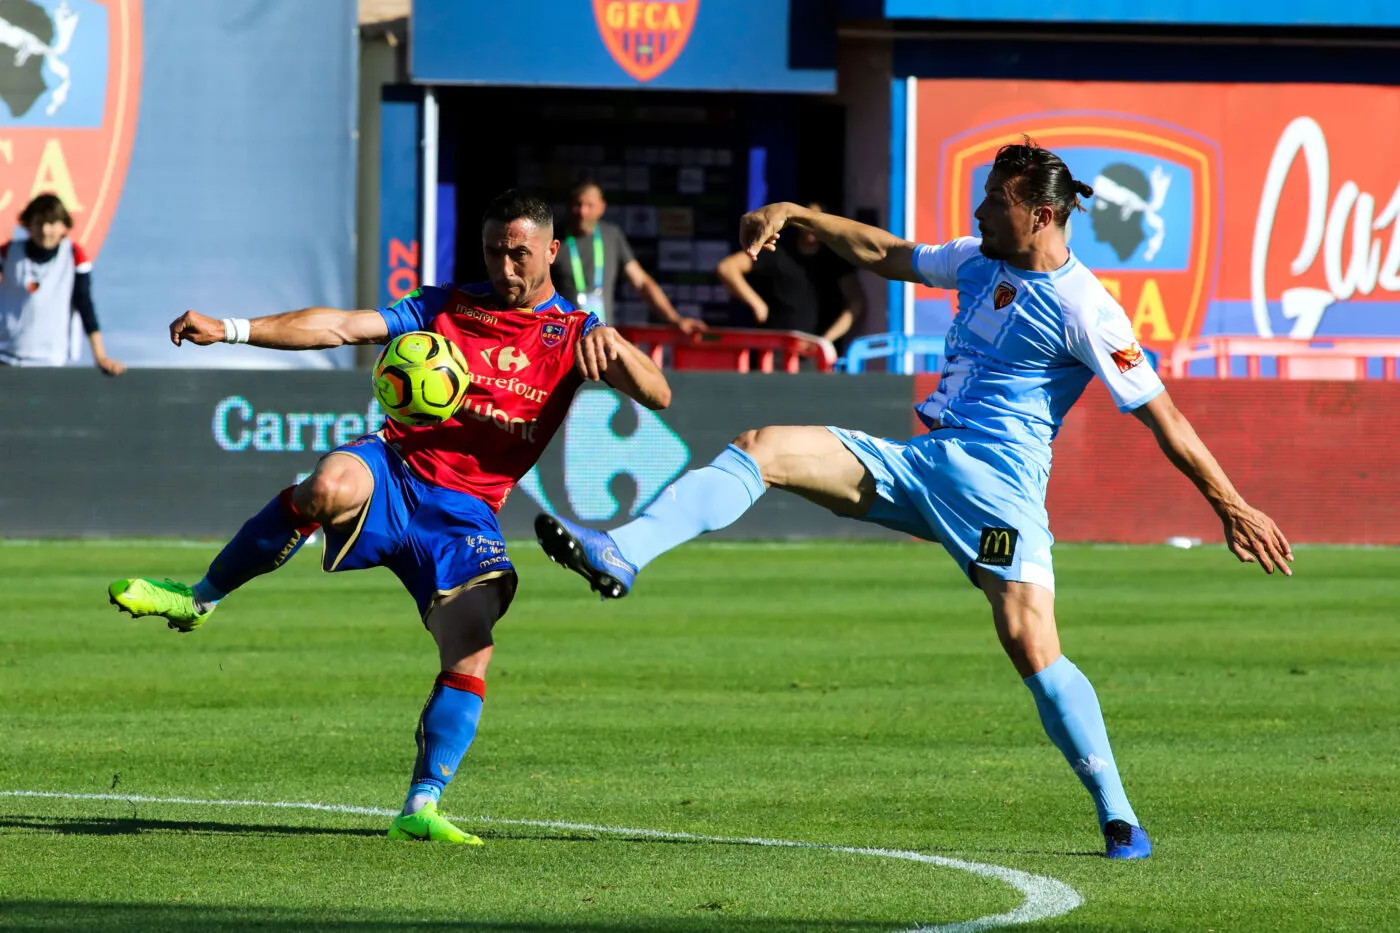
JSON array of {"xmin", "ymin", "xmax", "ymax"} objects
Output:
[{"xmin": 839, "ymin": 333, "xmax": 947, "ymax": 374}]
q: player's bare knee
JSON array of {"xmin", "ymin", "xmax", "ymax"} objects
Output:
[
  {"xmin": 996, "ymin": 613, "xmax": 1061, "ymax": 676},
  {"xmin": 731, "ymin": 428, "xmax": 762, "ymax": 455},
  {"xmin": 296, "ymin": 463, "xmax": 368, "ymax": 524},
  {"xmin": 732, "ymin": 428, "xmax": 781, "ymax": 482}
]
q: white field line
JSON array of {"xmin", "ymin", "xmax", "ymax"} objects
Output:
[{"xmin": 0, "ymin": 789, "xmax": 1082, "ymax": 933}]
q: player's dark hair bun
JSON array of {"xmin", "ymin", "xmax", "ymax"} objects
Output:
[{"xmin": 991, "ymin": 137, "xmax": 1093, "ymax": 225}]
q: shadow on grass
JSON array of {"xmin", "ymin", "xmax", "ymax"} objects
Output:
[
  {"xmin": 0, "ymin": 901, "xmax": 910, "ymax": 932},
  {"xmin": 0, "ymin": 815, "xmax": 385, "ymax": 838},
  {"xmin": 0, "ymin": 813, "xmax": 1100, "ymax": 857}
]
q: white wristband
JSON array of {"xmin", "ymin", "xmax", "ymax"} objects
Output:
[{"xmin": 222, "ymin": 318, "xmax": 251, "ymax": 344}]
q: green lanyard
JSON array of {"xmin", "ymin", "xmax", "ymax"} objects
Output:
[{"xmin": 565, "ymin": 231, "xmax": 605, "ymax": 296}]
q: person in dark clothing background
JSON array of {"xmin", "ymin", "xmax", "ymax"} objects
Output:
[
  {"xmin": 550, "ymin": 180, "xmax": 705, "ymax": 333},
  {"xmin": 715, "ymin": 201, "xmax": 866, "ymax": 350}
]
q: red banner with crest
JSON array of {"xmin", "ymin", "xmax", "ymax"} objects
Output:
[
  {"xmin": 914, "ymin": 80, "xmax": 1400, "ymax": 347},
  {"xmin": 1, "ymin": 0, "xmax": 142, "ymax": 261}
]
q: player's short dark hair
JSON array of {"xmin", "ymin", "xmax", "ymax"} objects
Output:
[
  {"xmin": 19, "ymin": 194, "xmax": 72, "ymax": 229},
  {"xmin": 990, "ymin": 138, "xmax": 1094, "ymax": 227},
  {"xmin": 570, "ymin": 179, "xmax": 604, "ymax": 200},
  {"xmin": 482, "ymin": 189, "xmax": 554, "ymax": 230}
]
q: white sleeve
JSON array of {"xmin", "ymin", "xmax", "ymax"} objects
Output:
[
  {"xmin": 911, "ymin": 237, "xmax": 982, "ymax": 289},
  {"xmin": 1063, "ymin": 298, "xmax": 1165, "ymax": 413}
]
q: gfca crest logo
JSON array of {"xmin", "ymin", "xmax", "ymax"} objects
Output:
[
  {"xmin": 0, "ymin": 0, "xmax": 142, "ymax": 259},
  {"xmin": 592, "ymin": 0, "xmax": 697, "ymax": 83},
  {"xmin": 941, "ymin": 115, "xmax": 1220, "ymax": 347}
]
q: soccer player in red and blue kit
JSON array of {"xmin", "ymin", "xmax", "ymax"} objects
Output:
[{"xmin": 107, "ymin": 191, "xmax": 671, "ymax": 844}]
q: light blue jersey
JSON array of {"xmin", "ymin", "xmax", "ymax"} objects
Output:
[
  {"xmin": 913, "ymin": 237, "xmax": 1163, "ymax": 469},
  {"xmin": 830, "ymin": 237, "xmax": 1164, "ymax": 592}
]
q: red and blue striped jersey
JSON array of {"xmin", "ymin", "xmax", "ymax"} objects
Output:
[{"xmin": 377, "ymin": 282, "xmax": 600, "ymax": 510}]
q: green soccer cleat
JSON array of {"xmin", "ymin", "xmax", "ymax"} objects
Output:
[
  {"xmin": 108, "ymin": 578, "xmax": 214, "ymax": 632},
  {"xmin": 388, "ymin": 801, "xmax": 483, "ymax": 845}
]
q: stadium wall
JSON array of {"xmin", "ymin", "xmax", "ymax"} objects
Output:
[
  {"xmin": 911, "ymin": 375, "xmax": 1400, "ymax": 546},
  {"xmin": 7, "ymin": 370, "xmax": 1395, "ymax": 546},
  {"xmin": 0, "ymin": 371, "xmax": 908, "ymax": 541}
]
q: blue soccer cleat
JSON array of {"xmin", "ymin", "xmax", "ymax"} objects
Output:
[
  {"xmin": 534, "ymin": 514, "xmax": 637, "ymax": 599},
  {"xmin": 1103, "ymin": 819, "xmax": 1153, "ymax": 859}
]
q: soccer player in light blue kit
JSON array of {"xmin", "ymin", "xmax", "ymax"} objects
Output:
[{"xmin": 536, "ymin": 141, "xmax": 1293, "ymax": 859}]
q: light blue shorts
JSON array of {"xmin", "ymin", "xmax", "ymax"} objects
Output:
[{"xmin": 828, "ymin": 426, "xmax": 1056, "ymax": 592}]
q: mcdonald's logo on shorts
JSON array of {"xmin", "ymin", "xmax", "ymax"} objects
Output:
[{"xmin": 978, "ymin": 526, "xmax": 1019, "ymax": 567}]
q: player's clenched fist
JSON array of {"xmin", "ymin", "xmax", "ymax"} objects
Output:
[
  {"xmin": 575, "ymin": 324, "xmax": 623, "ymax": 382},
  {"xmin": 169, "ymin": 310, "xmax": 226, "ymax": 347},
  {"xmin": 740, "ymin": 203, "xmax": 793, "ymax": 260}
]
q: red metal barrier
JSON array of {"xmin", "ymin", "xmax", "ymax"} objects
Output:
[
  {"xmin": 617, "ymin": 325, "xmax": 837, "ymax": 374},
  {"xmin": 1165, "ymin": 336, "xmax": 1400, "ymax": 380},
  {"xmin": 912, "ymin": 375, "xmax": 1400, "ymax": 545}
]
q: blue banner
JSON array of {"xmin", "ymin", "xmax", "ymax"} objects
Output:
[
  {"xmin": 379, "ymin": 87, "xmax": 421, "ymax": 309},
  {"xmin": 412, "ymin": 0, "xmax": 834, "ymax": 92},
  {"xmin": 883, "ymin": 0, "xmax": 1400, "ymax": 25}
]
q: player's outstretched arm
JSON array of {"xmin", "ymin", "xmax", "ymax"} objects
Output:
[
  {"xmin": 1131, "ymin": 391, "xmax": 1293, "ymax": 575},
  {"xmin": 739, "ymin": 202, "xmax": 922, "ymax": 283},
  {"xmin": 574, "ymin": 325, "xmax": 671, "ymax": 410},
  {"xmin": 169, "ymin": 308, "xmax": 389, "ymax": 350}
]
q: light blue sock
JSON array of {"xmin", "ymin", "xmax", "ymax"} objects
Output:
[
  {"xmin": 1024, "ymin": 656, "xmax": 1139, "ymax": 828},
  {"xmin": 610, "ymin": 444, "xmax": 767, "ymax": 569}
]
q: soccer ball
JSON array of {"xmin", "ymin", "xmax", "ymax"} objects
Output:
[{"xmin": 372, "ymin": 331, "xmax": 471, "ymax": 427}]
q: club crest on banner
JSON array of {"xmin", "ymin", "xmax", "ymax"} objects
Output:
[
  {"xmin": 0, "ymin": 0, "xmax": 142, "ymax": 260},
  {"xmin": 937, "ymin": 115, "xmax": 1220, "ymax": 348},
  {"xmin": 591, "ymin": 0, "xmax": 697, "ymax": 83}
]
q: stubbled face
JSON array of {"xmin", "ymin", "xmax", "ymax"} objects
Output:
[
  {"xmin": 973, "ymin": 171, "xmax": 1037, "ymax": 261},
  {"xmin": 482, "ymin": 218, "xmax": 558, "ymax": 307},
  {"xmin": 27, "ymin": 219, "xmax": 68, "ymax": 250},
  {"xmin": 569, "ymin": 186, "xmax": 606, "ymax": 232}
]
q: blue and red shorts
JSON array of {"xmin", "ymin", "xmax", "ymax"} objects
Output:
[{"xmin": 321, "ymin": 435, "xmax": 516, "ymax": 617}]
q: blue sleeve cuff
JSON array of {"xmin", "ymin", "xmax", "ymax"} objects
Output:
[
  {"xmin": 1118, "ymin": 381, "xmax": 1166, "ymax": 413},
  {"xmin": 911, "ymin": 244, "xmax": 936, "ymax": 287},
  {"xmin": 377, "ymin": 287, "xmax": 440, "ymax": 340}
]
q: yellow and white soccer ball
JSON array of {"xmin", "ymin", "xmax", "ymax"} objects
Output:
[{"xmin": 372, "ymin": 331, "xmax": 471, "ymax": 427}]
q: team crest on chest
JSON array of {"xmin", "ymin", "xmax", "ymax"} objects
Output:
[
  {"xmin": 993, "ymin": 282, "xmax": 1016, "ymax": 310},
  {"xmin": 540, "ymin": 321, "xmax": 566, "ymax": 348}
]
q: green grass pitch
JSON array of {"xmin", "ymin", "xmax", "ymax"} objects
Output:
[{"xmin": 1, "ymin": 540, "xmax": 1396, "ymax": 932}]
